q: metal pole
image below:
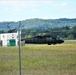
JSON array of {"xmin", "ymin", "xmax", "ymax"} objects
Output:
[{"xmin": 18, "ymin": 21, "xmax": 21, "ymax": 75}]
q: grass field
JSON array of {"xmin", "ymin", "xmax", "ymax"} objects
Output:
[{"xmin": 0, "ymin": 40, "xmax": 76, "ymax": 75}]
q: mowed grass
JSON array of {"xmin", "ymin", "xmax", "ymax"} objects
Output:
[{"xmin": 0, "ymin": 40, "xmax": 76, "ymax": 75}]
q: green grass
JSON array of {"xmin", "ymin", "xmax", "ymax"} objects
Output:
[{"xmin": 0, "ymin": 40, "xmax": 76, "ymax": 75}]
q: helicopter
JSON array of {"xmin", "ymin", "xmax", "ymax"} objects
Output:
[
  {"xmin": 21, "ymin": 33, "xmax": 64, "ymax": 45},
  {"xmin": 6, "ymin": 22, "xmax": 64, "ymax": 45}
]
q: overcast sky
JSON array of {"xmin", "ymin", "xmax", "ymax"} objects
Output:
[{"xmin": 0, "ymin": 0, "xmax": 76, "ymax": 22}]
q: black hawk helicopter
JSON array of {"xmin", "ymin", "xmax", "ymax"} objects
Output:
[
  {"xmin": 21, "ymin": 33, "xmax": 64, "ymax": 45},
  {"xmin": 6, "ymin": 22, "xmax": 64, "ymax": 45}
]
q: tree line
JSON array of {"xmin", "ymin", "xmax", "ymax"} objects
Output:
[
  {"xmin": 0, "ymin": 25, "xmax": 76, "ymax": 40},
  {"xmin": 21, "ymin": 25, "xmax": 76, "ymax": 40}
]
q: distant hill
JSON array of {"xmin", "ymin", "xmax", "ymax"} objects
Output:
[{"xmin": 0, "ymin": 18, "xmax": 76, "ymax": 30}]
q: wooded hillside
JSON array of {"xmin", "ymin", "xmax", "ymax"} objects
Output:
[{"xmin": 0, "ymin": 18, "xmax": 76, "ymax": 30}]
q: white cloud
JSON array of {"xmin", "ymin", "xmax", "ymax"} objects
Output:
[
  {"xmin": 0, "ymin": 0, "xmax": 53, "ymax": 12},
  {"xmin": 54, "ymin": 2, "xmax": 67, "ymax": 7},
  {"xmin": 0, "ymin": 0, "xmax": 68, "ymax": 11},
  {"xmin": 31, "ymin": 9, "xmax": 39, "ymax": 12},
  {"xmin": 0, "ymin": 0, "xmax": 68, "ymax": 13},
  {"xmin": 0, "ymin": 0, "xmax": 40, "ymax": 7},
  {"xmin": 64, "ymin": 9, "xmax": 76, "ymax": 12},
  {"xmin": 0, "ymin": 0, "xmax": 54, "ymax": 7},
  {"xmin": 61, "ymin": 2, "xmax": 67, "ymax": 6}
]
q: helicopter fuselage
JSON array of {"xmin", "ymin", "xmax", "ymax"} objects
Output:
[{"xmin": 23, "ymin": 35, "xmax": 64, "ymax": 45}]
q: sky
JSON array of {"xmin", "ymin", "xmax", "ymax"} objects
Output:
[{"xmin": 0, "ymin": 0, "xmax": 76, "ymax": 22}]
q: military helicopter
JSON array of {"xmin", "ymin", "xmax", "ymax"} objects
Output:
[
  {"xmin": 21, "ymin": 33, "xmax": 64, "ymax": 45},
  {"xmin": 6, "ymin": 22, "xmax": 64, "ymax": 45}
]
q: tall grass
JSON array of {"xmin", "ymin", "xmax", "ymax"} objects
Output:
[{"xmin": 0, "ymin": 40, "xmax": 76, "ymax": 75}]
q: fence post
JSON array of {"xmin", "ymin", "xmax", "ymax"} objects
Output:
[{"xmin": 18, "ymin": 21, "xmax": 21, "ymax": 75}]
